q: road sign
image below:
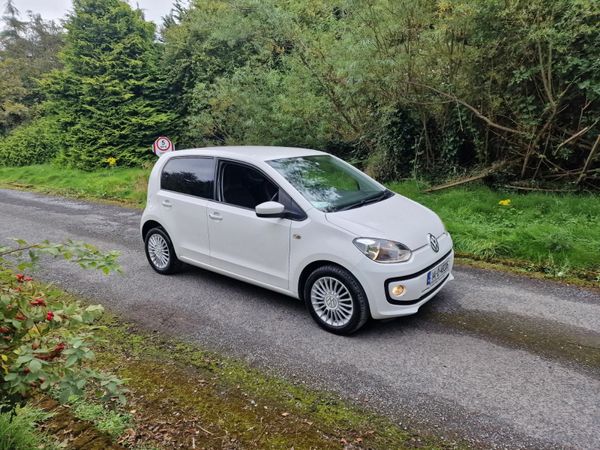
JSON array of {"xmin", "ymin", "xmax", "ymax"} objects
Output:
[{"xmin": 153, "ymin": 136, "xmax": 174, "ymax": 156}]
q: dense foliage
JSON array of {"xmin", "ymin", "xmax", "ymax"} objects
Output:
[
  {"xmin": 161, "ymin": 0, "xmax": 599, "ymax": 185},
  {"xmin": 44, "ymin": 0, "xmax": 173, "ymax": 169},
  {"xmin": 0, "ymin": 0, "xmax": 598, "ymax": 185},
  {"xmin": 0, "ymin": 1, "xmax": 63, "ymax": 136},
  {"xmin": 0, "ymin": 239, "xmax": 124, "ymax": 414},
  {"xmin": 0, "ymin": 116, "xmax": 62, "ymax": 166}
]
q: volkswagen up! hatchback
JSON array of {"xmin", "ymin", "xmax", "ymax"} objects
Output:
[{"xmin": 141, "ymin": 146, "xmax": 454, "ymax": 334}]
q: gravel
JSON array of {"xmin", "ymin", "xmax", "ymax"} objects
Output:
[{"xmin": 1, "ymin": 188, "xmax": 599, "ymax": 449}]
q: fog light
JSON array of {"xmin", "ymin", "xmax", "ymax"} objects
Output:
[{"xmin": 391, "ymin": 284, "xmax": 406, "ymax": 297}]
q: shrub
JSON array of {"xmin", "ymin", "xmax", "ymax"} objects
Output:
[
  {"xmin": 0, "ymin": 239, "xmax": 124, "ymax": 414},
  {"xmin": 0, "ymin": 117, "xmax": 63, "ymax": 167}
]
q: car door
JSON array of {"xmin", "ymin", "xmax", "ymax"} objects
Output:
[
  {"xmin": 156, "ymin": 156, "xmax": 215, "ymax": 264},
  {"xmin": 207, "ymin": 160, "xmax": 292, "ymax": 289}
]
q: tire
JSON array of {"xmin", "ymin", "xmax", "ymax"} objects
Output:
[
  {"xmin": 303, "ymin": 265, "xmax": 370, "ymax": 335},
  {"xmin": 144, "ymin": 227, "xmax": 183, "ymax": 275}
]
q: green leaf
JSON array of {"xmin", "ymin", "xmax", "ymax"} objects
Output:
[
  {"xmin": 29, "ymin": 359, "xmax": 42, "ymax": 373},
  {"xmin": 65, "ymin": 355, "xmax": 78, "ymax": 368}
]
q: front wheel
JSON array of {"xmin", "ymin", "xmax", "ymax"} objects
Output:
[
  {"xmin": 144, "ymin": 227, "xmax": 183, "ymax": 274},
  {"xmin": 304, "ymin": 265, "xmax": 370, "ymax": 335}
]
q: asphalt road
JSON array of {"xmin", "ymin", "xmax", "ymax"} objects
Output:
[{"xmin": 1, "ymin": 188, "xmax": 599, "ymax": 449}]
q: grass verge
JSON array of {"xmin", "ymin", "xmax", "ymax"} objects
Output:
[
  {"xmin": 0, "ymin": 164, "xmax": 149, "ymax": 206},
  {"xmin": 0, "ymin": 163, "xmax": 598, "ymax": 283},
  {"xmin": 86, "ymin": 313, "xmax": 464, "ymax": 449},
  {"xmin": 1, "ymin": 272, "xmax": 464, "ymax": 449}
]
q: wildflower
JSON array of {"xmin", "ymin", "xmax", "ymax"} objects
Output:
[
  {"xmin": 105, "ymin": 157, "xmax": 118, "ymax": 168},
  {"xmin": 23, "ymin": 276, "xmax": 33, "ymax": 282},
  {"xmin": 498, "ymin": 199, "xmax": 511, "ymax": 206},
  {"xmin": 15, "ymin": 274, "xmax": 25, "ymax": 282}
]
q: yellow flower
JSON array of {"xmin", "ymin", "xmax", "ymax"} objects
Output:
[
  {"xmin": 498, "ymin": 199, "xmax": 511, "ymax": 206},
  {"xmin": 105, "ymin": 157, "xmax": 117, "ymax": 168}
]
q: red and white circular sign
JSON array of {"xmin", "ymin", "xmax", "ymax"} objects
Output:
[{"xmin": 153, "ymin": 136, "xmax": 174, "ymax": 156}]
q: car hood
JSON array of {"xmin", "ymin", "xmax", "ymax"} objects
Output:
[{"xmin": 325, "ymin": 194, "xmax": 445, "ymax": 250}]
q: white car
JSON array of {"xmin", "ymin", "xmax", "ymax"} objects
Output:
[{"xmin": 141, "ymin": 146, "xmax": 454, "ymax": 334}]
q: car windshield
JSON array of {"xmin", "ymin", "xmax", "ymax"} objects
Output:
[{"xmin": 267, "ymin": 155, "xmax": 389, "ymax": 212}]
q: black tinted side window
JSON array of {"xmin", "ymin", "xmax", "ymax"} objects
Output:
[
  {"xmin": 161, "ymin": 157, "xmax": 215, "ymax": 199},
  {"xmin": 221, "ymin": 163, "xmax": 278, "ymax": 209}
]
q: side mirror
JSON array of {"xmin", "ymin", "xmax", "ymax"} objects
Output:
[{"xmin": 255, "ymin": 201, "xmax": 285, "ymax": 218}]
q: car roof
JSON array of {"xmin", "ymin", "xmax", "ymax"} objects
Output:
[{"xmin": 166, "ymin": 146, "xmax": 327, "ymax": 162}]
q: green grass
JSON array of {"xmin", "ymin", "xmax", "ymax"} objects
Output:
[
  {"xmin": 0, "ymin": 406, "xmax": 59, "ymax": 450},
  {"xmin": 70, "ymin": 399, "xmax": 132, "ymax": 437},
  {"xmin": 389, "ymin": 181, "xmax": 600, "ymax": 281},
  {"xmin": 0, "ymin": 163, "xmax": 150, "ymax": 206},
  {"xmin": 0, "ymin": 164, "xmax": 598, "ymax": 281}
]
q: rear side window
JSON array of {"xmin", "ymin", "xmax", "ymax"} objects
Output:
[{"xmin": 161, "ymin": 157, "xmax": 215, "ymax": 199}]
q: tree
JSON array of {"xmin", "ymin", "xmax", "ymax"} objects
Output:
[
  {"xmin": 0, "ymin": 1, "xmax": 63, "ymax": 135},
  {"xmin": 45, "ymin": 0, "xmax": 174, "ymax": 169}
]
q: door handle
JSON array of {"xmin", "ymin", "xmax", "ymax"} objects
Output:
[
  {"xmin": 208, "ymin": 212, "xmax": 223, "ymax": 221},
  {"xmin": 161, "ymin": 200, "xmax": 172, "ymax": 208}
]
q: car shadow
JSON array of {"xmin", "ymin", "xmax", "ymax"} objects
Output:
[
  {"xmin": 171, "ymin": 263, "xmax": 452, "ymax": 337},
  {"xmin": 178, "ymin": 264, "xmax": 307, "ymax": 313}
]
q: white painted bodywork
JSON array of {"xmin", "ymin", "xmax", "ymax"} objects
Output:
[{"xmin": 141, "ymin": 146, "xmax": 454, "ymax": 320}]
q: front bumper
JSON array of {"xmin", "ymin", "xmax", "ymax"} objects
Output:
[{"xmin": 354, "ymin": 233, "xmax": 454, "ymax": 319}]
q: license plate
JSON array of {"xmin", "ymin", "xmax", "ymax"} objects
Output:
[{"xmin": 427, "ymin": 259, "xmax": 450, "ymax": 286}]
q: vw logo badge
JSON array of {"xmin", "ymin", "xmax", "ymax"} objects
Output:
[{"xmin": 428, "ymin": 233, "xmax": 439, "ymax": 253}]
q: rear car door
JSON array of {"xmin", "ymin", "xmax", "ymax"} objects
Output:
[
  {"xmin": 207, "ymin": 160, "xmax": 292, "ymax": 289},
  {"xmin": 157, "ymin": 156, "xmax": 215, "ymax": 264}
]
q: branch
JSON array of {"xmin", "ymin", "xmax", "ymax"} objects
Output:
[
  {"xmin": 503, "ymin": 185, "xmax": 576, "ymax": 193},
  {"xmin": 0, "ymin": 243, "xmax": 41, "ymax": 257},
  {"xmin": 556, "ymin": 120, "xmax": 598, "ymax": 150},
  {"xmin": 577, "ymin": 134, "xmax": 600, "ymax": 185},
  {"xmin": 408, "ymin": 82, "xmax": 529, "ymax": 136},
  {"xmin": 423, "ymin": 160, "xmax": 514, "ymax": 193},
  {"xmin": 537, "ymin": 40, "xmax": 555, "ymax": 107}
]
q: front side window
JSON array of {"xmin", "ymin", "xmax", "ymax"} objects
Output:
[
  {"xmin": 267, "ymin": 155, "xmax": 389, "ymax": 212},
  {"xmin": 220, "ymin": 162, "xmax": 278, "ymax": 209},
  {"xmin": 161, "ymin": 157, "xmax": 215, "ymax": 199}
]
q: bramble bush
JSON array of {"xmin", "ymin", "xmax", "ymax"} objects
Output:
[{"xmin": 0, "ymin": 239, "xmax": 124, "ymax": 414}]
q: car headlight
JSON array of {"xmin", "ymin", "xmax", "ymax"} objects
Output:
[{"xmin": 353, "ymin": 238, "xmax": 412, "ymax": 263}]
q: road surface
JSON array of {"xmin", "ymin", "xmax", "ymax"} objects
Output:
[{"xmin": 1, "ymin": 188, "xmax": 599, "ymax": 449}]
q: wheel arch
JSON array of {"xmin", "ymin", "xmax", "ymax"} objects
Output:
[
  {"xmin": 297, "ymin": 260, "xmax": 349, "ymax": 302},
  {"xmin": 141, "ymin": 219, "xmax": 164, "ymax": 240}
]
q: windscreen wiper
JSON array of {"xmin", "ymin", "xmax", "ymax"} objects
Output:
[{"xmin": 335, "ymin": 190, "xmax": 391, "ymax": 212}]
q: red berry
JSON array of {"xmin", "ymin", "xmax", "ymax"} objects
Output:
[
  {"xmin": 54, "ymin": 342, "xmax": 66, "ymax": 353},
  {"xmin": 46, "ymin": 311, "xmax": 55, "ymax": 321},
  {"xmin": 30, "ymin": 298, "xmax": 46, "ymax": 307}
]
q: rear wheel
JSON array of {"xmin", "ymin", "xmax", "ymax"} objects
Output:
[
  {"xmin": 144, "ymin": 227, "xmax": 183, "ymax": 274},
  {"xmin": 304, "ymin": 265, "xmax": 370, "ymax": 335}
]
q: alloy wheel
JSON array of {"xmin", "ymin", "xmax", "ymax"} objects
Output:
[
  {"xmin": 147, "ymin": 233, "xmax": 170, "ymax": 269},
  {"xmin": 310, "ymin": 276, "xmax": 354, "ymax": 327}
]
